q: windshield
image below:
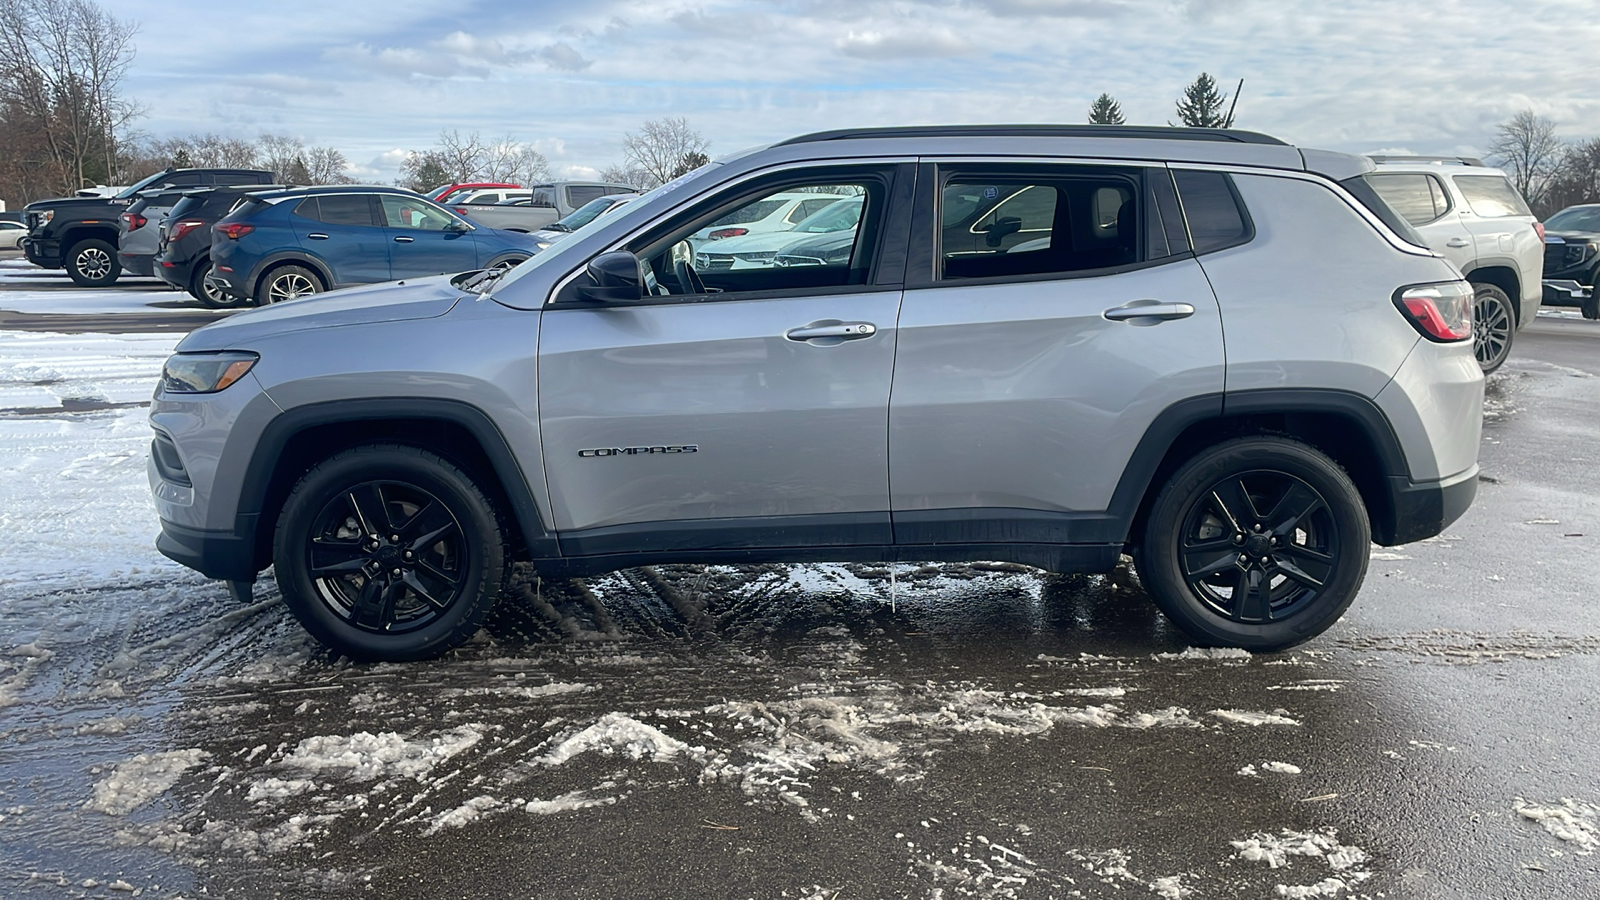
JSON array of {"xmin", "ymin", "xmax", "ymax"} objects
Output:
[
  {"xmin": 116, "ymin": 170, "xmax": 171, "ymax": 199},
  {"xmin": 488, "ymin": 165, "xmax": 716, "ymax": 299},
  {"xmin": 793, "ymin": 198, "xmax": 863, "ymax": 234},
  {"xmin": 1546, "ymin": 206, "xmax": 1600, "ymax": 232},
  {"xmin": 553, "ymin": 197, "xmax": 621, "ymax": 231}
]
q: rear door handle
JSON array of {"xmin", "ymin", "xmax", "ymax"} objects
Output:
[
  {"xmin": 307, "ymin": 232, "xmax": 329, "ymax": 240},
  {"xmin": 1446, "ymin": 237, "xmax": 1471, "ymax": 248},
  {"xmin": 1103, "ymin": 301, "xmax": 1195, "ymax": 322},
  {"xmin": 785, "ymin": 321, "xmax": 877, "ymax": 342},
  {"xmin": 393, "ymin": 236, "xmax": 415, "ymax": 243}
]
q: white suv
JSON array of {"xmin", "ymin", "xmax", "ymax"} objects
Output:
[{"xmin": 1366, "ymin": 156, "xmax": 1542, "ymax": 373}]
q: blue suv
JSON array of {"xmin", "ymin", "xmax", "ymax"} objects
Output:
[{"xmin": 210, "ymin": 186, "xmax": 540, "ymax": 305}]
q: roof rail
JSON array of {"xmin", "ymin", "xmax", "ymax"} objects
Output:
[
  {"xmin": 775, "ymin": 124, "xmax": 1290, "ymax": 147},
  {"xmin": 1369, "ymin": 155, "xmax": 1487, "ymax": 167}
]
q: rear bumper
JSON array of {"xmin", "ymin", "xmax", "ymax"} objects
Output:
[
  {"xmin": 156, "ymin": 516, "xmax": 260, "ymax": 581},
  {"xmin": 21, "ymin": 238, "xmax": 61, "ymax": 268},
  {"xmin": 1375, "ymin": 465, "xmax": 1478, "ymax": 546},
  {"xmin": 118, "ymin": 251, "xmax": 154, "ymax": 278},
  {"xmin": 154, "ymin": 257, "xmax": 192, "ymax": 290}
]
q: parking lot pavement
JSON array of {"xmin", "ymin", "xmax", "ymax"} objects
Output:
[
  {"xmin": 1, "ymin": 291, "xmax": 1598, "ymax": 898},
  {"xmin": 0, "ymin": 251, "xmax": 235, "ymax": 333}
]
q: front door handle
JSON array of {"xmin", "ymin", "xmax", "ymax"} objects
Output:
[
  {"xmin": 307, "ymin": 232, "xmax": 329, "ymax": 240},
  {"xmin": 393, "ymin": 235, "xmax": 415, "ymax": 243},
  {"xmin": 1446, "ymin": 237, "xmax": 1471, "ymax": 248},
  {"xmin": 1103, "ymin": 301, "xmax": 1195, "ymax": 323},
  {"xmin": 785, "ymin": 320, "xmax": 877, "ymax": 342}
]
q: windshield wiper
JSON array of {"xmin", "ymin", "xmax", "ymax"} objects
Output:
[{"xmin": 547, "ymin": 223, "xmax": 572, "ymax": 232}]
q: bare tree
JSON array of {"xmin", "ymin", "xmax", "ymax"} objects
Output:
[
  {"xmin": 482, "ymin": 135, "xmax": 550, "ymax": 185},
  {"xmin": 1488, "ymin": 110, "xmax": 1563, "ymax": 210},
  {"xmin": 599, "ymin": 163, "xmax": 651, "ymax": 190},
  {"xmin": 0, "ymin": 0, "xmax": 140, "ymax": 200},
  {"xmin": 433, "ymin": 129, "xmax": 488, "ymax": 183},
  {"xmin": 303, "ymin": 145, "xmax": 353, "ymax": 185},
  {"xmin": 622, "ymin": 117, "xmax": 710, "ymax": 189},
  {"xmin": 1542, "ymin": 138, "xmax": 1600, "ymax": 216}
]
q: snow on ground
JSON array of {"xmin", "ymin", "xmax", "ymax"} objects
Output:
[
  {"xmin": 1515, "ymin": 797, "xmax": 1599, "ymax": 852},
  {"xmin": 86, "ymin": 749, "xmax": 209, "ymax": 815},
  {"xmin": 0, "ymin": 258, "xmax": 188, "ymax": 315}
]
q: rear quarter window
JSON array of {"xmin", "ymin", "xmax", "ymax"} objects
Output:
[
  {"xmin": 1368, "ymin": 173, "xmax": 1451, "ymax": 225},
  {"xmin": 1453, "ymin": 175, "xmax": 1533, "ymax": 218},
  {"xmin": 1172, "ymin": 170, "xmax": 1252, "ymax": 253}
]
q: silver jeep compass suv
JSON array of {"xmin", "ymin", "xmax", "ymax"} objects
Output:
[{"xmin": 148, "ymin": 125, "xmax": 1483, "ymax": 661}]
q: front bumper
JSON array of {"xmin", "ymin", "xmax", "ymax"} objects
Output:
[
  {"xmin": 156, "ymin": 516, "xmax": 261, "ymax": 581},
  {"xmin": 1375, "ymin": 465, "xmax": 1479, "ymax": 546},
  {"xmin": 21, "ymin": 237, "xmax": 61, "ymax": 268},
  {"xmin": 1543, "ymin": 279, "xmax": 1599, "ymax": 318}
]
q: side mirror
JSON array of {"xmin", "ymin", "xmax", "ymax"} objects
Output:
[
  {"xmin": 576, "ymin": 251, "xmax": 645, "ymax": 303},
  {"xmin": 444, "ymin": 219, "xmax": 471, "ymax": 233},
  {"xmin": 983, "ymin": 216, "xmax": 1023, "ymax": 248}
]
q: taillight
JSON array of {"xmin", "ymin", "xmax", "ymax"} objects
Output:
[
  {"xmin": 122, "ymin": 212, "xmax": 147, "ymax": 230},
  {"xmin": 708, "ymin": 227, "xmax": 747, "ymax": 240},
  {"xmin": 217, "ymin": 222, "xmax": 254, "ymax": 240},
  {"xmin": 1394, "ymin": 282, "xmax": 1473, "ymax": 342},
  {"xmin": 172, "ymin": 220, "xmax": 206, "ymax": 242},
  {"xmin": 1535, "ymin": 221, "xmax": 1546, "ymax": 241},
  {"xmin": 455, "ymin": 207, "xmax": 469, "ymax": 215}
]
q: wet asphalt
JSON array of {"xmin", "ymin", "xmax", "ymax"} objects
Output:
[{"xmin": 2, "ymin": 263, "xmax": 1599, "ymax": 898}]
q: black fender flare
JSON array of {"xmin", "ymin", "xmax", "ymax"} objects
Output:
[{"xmin": 247, "ymin": 252, "xmax": 335, "ymax": 297}]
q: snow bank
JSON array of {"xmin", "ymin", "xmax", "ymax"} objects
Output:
[{"xmin": 537, "ymin": 712, "xmax": 697, "ymax": 766}]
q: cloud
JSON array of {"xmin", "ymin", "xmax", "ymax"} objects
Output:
[
  {"xmin": 323, "ymin": 42, "xmax": 473, "ymax": 78},
  {"xmin": 539, "ymin": 42, "xmax": 592, "ymax": 71},
  {"xmin": 237, "ymin": 73, "xmax": 333, "ymax": 96},
  {"xmin": 972, "ymin": 0, "xmax": 1130, "ymax": 17},
  {"xmin": 837, "ymin": 29, "xmax": 972, "ymax": 59}
]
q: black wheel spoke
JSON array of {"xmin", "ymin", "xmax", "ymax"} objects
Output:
[
  {"xmin": 415, "ymin": 557, "xmax": 461, "ymax": 587},
  {"xmin": 309, "ymin": 538, "xmax": 368, "ymax": 575},
  {"xmin": 400, "ymin": 501, "xmax": 457, "ymax": 551},
  {"xmin": 1266, "ymin": 482, "xmax": 1324, "ymax": 537},
  {"xmin": 1209, "ymin": 479, "xmax": 1256, "ymax": 530},
  {"xmin": 401, "ymin": 571, "xmax": 450, "ymax": 610},
  {"xmin": 1277, "ymin": 544, "xmax": 1334, "ymax": 585},
  {"xmin": 1184, "ymin": 536, "xmax": 1242, "ymax": 580},
  {"xmin": 1236, "ymin": 567, "xmax": 1270, "ymax": 622},
  {"xmin": 351, "ymin": 577, "xmax": 396, "ymax": 630},
  {"xmin": 1275, "ymin": 556, "xmax": 1325, "ymax": 590},
  {"xmin": 346, "ymin": 484, "xmax": 391, "ymax": 536}
]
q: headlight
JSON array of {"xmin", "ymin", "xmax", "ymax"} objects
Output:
[
  {"xmin": 37, "ymin": 210, "xmax": 54, "ymax": 228},
  {"xmin": 535, "ymin": 241, "xmax": 552, "ymax": 250},
  {"xmin": 161, "ymin": 351, "xmax": 259, "ymax": 393}
]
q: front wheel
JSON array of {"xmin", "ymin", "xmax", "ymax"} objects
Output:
[
  {"xmin": 272, "ymin": 444, "xmax": 511, "ymax": 661},
  {"xmin": 66, "ymin": 238, "xmax": 120, "ymax": 287},
  {"xmin": 190, "ymin": 263, "xmax": 247, "ymax": 309},
  {"xmin": 1472, "ymin": 284, "xmax": 1515, "ymax": 374},
  {"xmin": 1135, "ymin": 437, "xmax": 1371, "ymax": 651}
]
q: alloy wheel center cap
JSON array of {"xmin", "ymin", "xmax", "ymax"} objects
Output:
[
  {"xmin": 374, "ymin": 545, "xmax": 403, "ymax": 566},
  {"xmin": 1244, "ymin": 533, "xmax": 1273, "ymax": 557}
]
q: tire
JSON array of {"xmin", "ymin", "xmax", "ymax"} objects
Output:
[
  {"xmin": 1471, "ymin": 284, "xmax": 1515, "ymax": 374},
  {"xmin": 66, "ymin": 238, "xmax": 120, "ymax": 287},
  {"xmin": 1135, "ymin": 436, "xmax": 1371, "ymax": 651},
  {"xmin": 272, "ymin": 444, "xmax": 511, "ymax": 661},
  {"xmin": 256, "ymin": 264, "xmax": 323, "ymax": 305},
  {"xmin": 189, "ymin": 262, "xmax": 245, "ymax": 309}
]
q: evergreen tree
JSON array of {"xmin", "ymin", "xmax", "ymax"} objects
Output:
[
  {"xmin": 1174, "ymin": 73, "xmax": 1236, "ymax": 128},
  {"xmin": 1088, "ymin": 93, "xmax": 1126, "ymax": 125}
]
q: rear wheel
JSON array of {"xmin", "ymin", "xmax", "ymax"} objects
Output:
[
  {"xmin": 189, "ymin": 262, "xmax": 244, "ymax": 309},
  {"xmin": 1471, "ymin": 284, "xmax": 1514, "ymax": 374},
  {"xmin": 256, "ymin": 264, "xmax": 323, "ymax": 305},
  {"xmin": 272, "ymin": 444, "xmax": 511, "ymax": 661},
  {"xmin": 1135, "ymin": 437, "xmax": 1370, "ymax": 651},
  {"xmin": 66, "ymin": 238, "xmax": 120, "ymax": 287}
]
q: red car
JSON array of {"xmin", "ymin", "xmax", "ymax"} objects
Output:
[{"xmin": 426, "ymin": 182, "xmax": 522, "ymax": 205}]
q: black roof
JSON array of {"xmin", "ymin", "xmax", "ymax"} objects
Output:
[{"xmin": 776, "ymin": 124, "xmax": 1288, "ymax": 146}]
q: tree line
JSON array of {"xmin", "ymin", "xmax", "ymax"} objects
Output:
[
  {"xmin": 1087, "ymin": 73, "xmax": 1241, "ymax": 128},
  {"xmin": 1488, "ymin": 111, "xmax": 1600, "ymax": 217}
]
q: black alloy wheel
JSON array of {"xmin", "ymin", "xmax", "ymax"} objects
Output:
[
  {"xmin": 274, "ymin": 444, "xmax": 510, "ymax": 660},
  {"xmin": 1177, "ymin": 470, "xmax": 1339, "ymax": 625},
  {"xmin": 1472, "ymin": 284, "xmax": 1514, "ymax": 374},
  {"xmin": 1137, "ymin": 437, "xmax": 1370, "ymax": 651}
]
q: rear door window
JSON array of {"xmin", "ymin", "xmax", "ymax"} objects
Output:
[
  {"xmin": 1172, "ymin": 170, "xmax": 1252, "ymax": 254},
  {"xmin": 297, "ymin": 194, "xmax": 378, "ymax": 226},
  {"xmin": 1453, "ymin": 175, "xmax": 1533, "ymax": 218},
  {"xmin": 1368, "ymin": 173, "xmax": 1452, "ymax": 225}
]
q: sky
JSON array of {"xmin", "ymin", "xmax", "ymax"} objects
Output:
[{"xmin": 112, "ymin": 0, "xmax": 1600, "ymax": 183}]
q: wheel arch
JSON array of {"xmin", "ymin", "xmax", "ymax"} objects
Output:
[
  {"xmin": 60, "ymin": 225, "xmax": 121, "ymax": 252},
  {"xmin": 1114, "ymin": 390, "xmax": 1412, "ymax": 551},
  {"xmin": 236, "ymin": 398, "xmax": 555, "ymax": 573},
  {"xmin": 248, "ymin": 253, "xmax": 333, "ymax": 298},
  {"xmin": 1460, "ymin": 263, "xmax": 1521, "ymax": 321}
]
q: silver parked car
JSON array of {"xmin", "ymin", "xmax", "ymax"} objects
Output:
[{"xmin": 149, "ymin": 125, "xmax": 1483, "ymax": 661}]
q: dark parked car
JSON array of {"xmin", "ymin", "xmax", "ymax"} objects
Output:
[
  {"xmin": 154, "ymin": 185, "xmax": 288, "ymax": 307},
  {"xmin": 210, "ymin": 186, "xmax": 541, "ymax": 305},
  {"xmin": 22, "ymin": 167, "xmax": 273, "ymax": 286},
  {"xmin": 1541, "ymin": 203, "xmax": 1600, "ymax": 316}
]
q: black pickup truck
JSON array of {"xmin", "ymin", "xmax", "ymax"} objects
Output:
[{"xmin": 22, "ymin": 167, "xmax": 272, "ymax": 286}]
